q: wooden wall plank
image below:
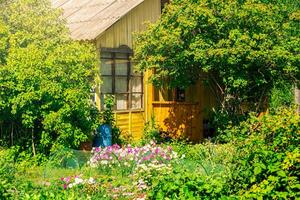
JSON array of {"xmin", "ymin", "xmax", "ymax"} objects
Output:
[{"xmin": 95, "ymin": 0, "xmax": 160, "ymax": 141}]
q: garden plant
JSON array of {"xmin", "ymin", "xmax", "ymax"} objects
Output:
[{"xmin": 0, "ymin": 0, "xmax": 299, "ymax": 199}]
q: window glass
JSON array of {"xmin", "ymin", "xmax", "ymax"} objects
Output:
[
  {"xmin": 101, "ymin": 52, "xmax": 112, "ymax": 58},
  {"xmin": 101, "ymin": 77, "xmax": 112, "ymax": 93},
  {"xmin": 132, "ymin": 77, "xmax": 142, "ymax": 92},
  {"xmin": 132, "ymin": 93, "xmax": 142, "ymax": 109},
  {"xmin": 115, "ymin": 59, "xmax": 128, "ymax": 75},
  {"xmin": 176, "ymin": 88, "xmax": 185, "ymax": 102},
  {"xmin": 116, "ymin": 94, "xmax": 128, "ymax": 110},
  {"xmin": 101, "ymin": 59, "xmax": 112, "ymax": 75},
  {"xmin": 115, "ymin": 53, "xmax": 128, "ymax": 59},
  {"xmin": 100, "ymin": 48, "xmax": 143, "ymax": 111},
  {"xmin": 115, "ymin": 77, "xmax": 128, "ymax": 93}
]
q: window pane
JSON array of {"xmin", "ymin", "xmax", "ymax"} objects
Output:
[
  {"xmin": 115, "ymin": 53, "xmax": 128, "ymax": 59},
  {"xmin": 101, "ymin": 77, "xmax": 112, "ymax": 93},
  {"xmin": 176, "ymin": 88, "xmax": 185, "ymax": 102},
  {"xmin": 132, "ymin": 77, "xmax": 142, "ymax": 92},
  {"xmin": 101, "ymin": 52, "xmax": 112, "ymax": 58},
  {"xmin": 116, "ymin": 94, "xmax": 128, "ymax": 110},
  {"xmin": 115, "ymin": 59, "xmax": 128, "ymax": 75},
  {"xmin": 101, "ymin": 59, "xmax": 112, "ymax": 75},
  {"xmin": 132, "ymin": 93, "xmax": 142, "ymax": 109},
  {"xmin": 115, "ymin": 77, "xmax": 128, "ymax": 93}
]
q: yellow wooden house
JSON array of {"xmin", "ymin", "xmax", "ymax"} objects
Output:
[{"xmin": 51, "ymin": 0, "xmax": 216, "ymax": 142}]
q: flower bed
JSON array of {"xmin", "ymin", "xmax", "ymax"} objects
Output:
[
  {"xmin": 88, "ymin": 142, "xmax": 178, "ymax": 168},
  {"xmin": 60, "ymin": 175, "xmax": 96, "ymax": 189}
]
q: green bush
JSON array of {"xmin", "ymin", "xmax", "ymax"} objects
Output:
[
  {"xmin": 0, "ymin": 0, "xmax": 99, "ymax": 156},
  {"xmin": 100, "ymin": 95, "xmax": 122, "ymax": 145},
  {"xmin": 269, "ymin": 81, "xmax": 294, "ymax": 112},
  {"xmin": 147, "ymin": 109, "xmax": 299, "ymax": 199},
  {"xmin": 228, "ymin": 108, "xmax": 300, "ymax": 199},
  {"xmin": 142, "ymin": 115, "xmax": 162, "ymax": 144},
  {"xmin": 147, "ymin": 168, "xmax": 229, "ymax": 199},
  {"xmin": 0, "ymin": 149, "xmax": 17, "ymax": 199},
  {"xmin": 16, "ymin": 182, "xmax": 110, "ymax": 200}
]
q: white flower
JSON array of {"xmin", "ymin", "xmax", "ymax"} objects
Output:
[
  {"xmin": 88, "ymin": 177, "xmax": 96, "ymax": 184},
  {"xmin": 74, "ymin": 177, "xmax": 84, "ymax": 184},
  {"xmin": 173, "ymin": 152, "xmax": 178, "ymax": 158},
  {"xmin": 100, "ymin": 160, "xmax": 108, "ymax": 165}
]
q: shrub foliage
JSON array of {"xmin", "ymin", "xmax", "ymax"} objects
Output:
[
  {"xmin": 229, "ymin": 108, "xmax": 300, "ymax": 198},
  {"xmin": 0, "ymin": 0, "xmax": 99, "ymax": 155},
  {"xmin": 147, "ymin": 109, "xmax": 300, "ymax": 199},
  {"xmin": 134, "ymin": 0, "xmax": 300, "ymax": 114}
]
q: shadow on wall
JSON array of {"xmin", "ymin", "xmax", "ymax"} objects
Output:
[{"xmin": 153, "ymin": 103, "xmax": 201, "ymax": 141}]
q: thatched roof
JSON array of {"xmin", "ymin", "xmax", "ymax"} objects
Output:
[{"xmin": 51, "ymin": 0, "xmax": 144, "ymax": 40}]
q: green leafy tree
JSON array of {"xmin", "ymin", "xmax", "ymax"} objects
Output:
[
  {"xmin": 134, "ymin": 0, "xmax": 300, "ymax": 115},
  {"xmin": 0, "ymin": 0, "xmax": 100, "ymax": 156}
]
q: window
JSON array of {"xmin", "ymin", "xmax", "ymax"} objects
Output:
[
  {"xmin": 100, "ymin": 47, "xmax": 143, "ymax": 110},
  {"xmin": 175, "ymin": 88, "xmax": 185, "ymax": 102}
]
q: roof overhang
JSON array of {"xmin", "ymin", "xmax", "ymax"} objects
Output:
[{"xmin": 51, "ymin": 0, "xmax": 144, "ymax": 40}]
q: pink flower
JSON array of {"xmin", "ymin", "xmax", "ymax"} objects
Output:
[
  {"xmin": 63, "ymin": 184, "xmax": 67, "ymax": 189},
  {"xmin": 107, "ymin": 146, "xmax": 113, "ymax": 152},
  {"xmin": 65, "ymin": 177, "xmax": 71, "ymax": 183},
  {"xmin": 143, "ymin": 156, "xmax": 150, "ymax": 161},
  {"xmin": 155, "ymin": 148, "xmax": 160, "ymax": 154},
  {"xmin": 127, "ymin": 147, "xmax": 133, "ymax": 153}
]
